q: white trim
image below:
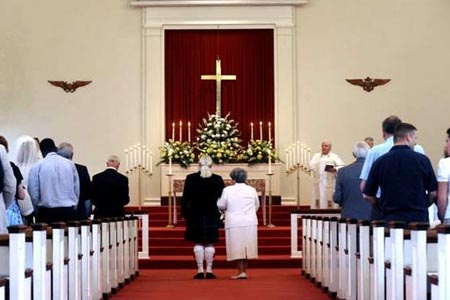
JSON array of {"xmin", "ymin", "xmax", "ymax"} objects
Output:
[{"xmin": 132, "ymin": 0, "xmax": 307, "ymax": 7}]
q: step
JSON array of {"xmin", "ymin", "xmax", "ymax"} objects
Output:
[
  {"xmin": 148, "ymin": 236, "xmax": 292, "ymax": 247},
  {"xmin": 142, "ymin": 227, "xmax": 301, "ymax": 238},
  {"xmin": 148, "ymin": 245, "xmax": 291, "ymax": 256},
  {"xmin": 139, "ymin": 255, "xmax": 302, "ymax": 269}
]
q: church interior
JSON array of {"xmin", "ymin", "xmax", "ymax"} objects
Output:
[{"xmin": 2, "ymin": 0, "xmax": 450, "ymax": 299}]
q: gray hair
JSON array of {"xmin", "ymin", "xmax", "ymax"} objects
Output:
[
  {"xmin": 57, "ymin": 142, "xmax": 74, "ymax": 160},
  {"xmin": 199, "ymin": 155, "xmax": 212, "ymax": 178},
  {"xmin": 353, "ymin": 141, "xmax": 370, "ymax": 159},
  {"xmin": 230, "ymin": 168, "xmax": 247, "ymax": 183},
  {"xmin": 107, "ymin": 155, "xmax": 120, "ymax": 163}
]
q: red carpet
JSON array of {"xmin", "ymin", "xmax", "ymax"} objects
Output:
[
  {"xmin": 127, "ymin": 205, "xmax": 305, "ymax": 269},
  {"xmin": 112, "ymin": 269, "xmax": 331, "ymax": 300}
]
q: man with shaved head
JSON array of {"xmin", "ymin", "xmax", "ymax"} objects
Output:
[{"xmin": 309, "ymin": 141, "xmax": 344, "ymax": 209}]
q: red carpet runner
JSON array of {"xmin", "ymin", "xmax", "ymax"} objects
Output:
[{"xmin": 111, "ymin": 269, "xmax": 332, "ymax": 300}]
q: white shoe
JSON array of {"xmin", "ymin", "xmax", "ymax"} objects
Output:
[{"xmin": 231, "ymin": 272, "xmax": 248, "ymax": 279}]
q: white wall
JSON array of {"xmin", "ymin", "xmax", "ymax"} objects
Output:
[
  {"xmin": 2, "ymin": 0, "xmax": 450, "ymax": 205},
  {"xmin": 296, "ymin": 0, "xmax": 450, "ymax": 203}
]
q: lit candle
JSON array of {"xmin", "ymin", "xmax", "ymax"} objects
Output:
[
  {"xmin": 188, "ymin": 121, "xmax": 191, "ymax": 142},
  {"xmin": 141, "ymin": 145, "xmax": 146, "ymax": 169},
  {"xmin": 171, "ymin": 122, "xmax": 175, "ymax": 141},
  {"xmin": 132, "ymin": 146, "xmax": 137, "ymax": 169},
  {"xmin": 149, "ymin": 151, "xmax": 153, "ymax": 174},
  {"xmin": 290, "ymin": 147, "xmax": 294, "ymax": 169},
  {"xmin": 250, "ymin": 122, "xmax": 254, "ymax": 141},
  {"xmin": 179, "ymin": 120, "xmax": 183, "ymax": 141},
  {"xmin": 268, "ymin": 122, "xmax": 272, "ymax": 142},
  {"xmin": 125, "ymin": 150, "xmax": 129, "ymax": 172},
  {"xmin": 285, "ymin": 150, "xmax": 289, "ymax": 171},
  {"xmin": 259, "ymin": 121, "xmax": 263, "ymax": 140},
  {"xmin": 303, "ymin": 145, "xmax": 308, "ymax": 167},
  {"xmin": 268, "ymin": 149, "xmax": 272, "ymax": 174},
  {"xmin": 297, "ymin": 142, "xmax": 301, "ymax": 166},
  {"xmin": 137, "ymin": 143, "xmax": 141, "ymax": 166},
  {"xmin": 308, "ymin": 147, "xmax": 311, "ymax": 164}
]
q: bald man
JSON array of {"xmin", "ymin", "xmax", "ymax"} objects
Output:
[{"xmin": 309, "ymin": 141, "xmax": 344, "ymax": 209}]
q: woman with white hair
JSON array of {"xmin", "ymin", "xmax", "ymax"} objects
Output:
[
  {"xmin": 181, "ymin": 155, "xmax": 225, "ymax": 279},
  {"xmin": 14, "ymin": 135, "xmax": 40, "ymax": 223},
  {"xmin": 217, "ymin": 167, "xmax": 260, "ymax": 279}
]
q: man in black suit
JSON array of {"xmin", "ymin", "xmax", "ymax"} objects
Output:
[
  {"xmin": 91, "ymin": 155, "xmax": 129, "ymax": 219},
  {"xmin": 57, "ymin": 142, "xmax": 92, "ymax": 220}
]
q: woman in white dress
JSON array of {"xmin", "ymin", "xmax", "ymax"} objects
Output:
[{"xmin": 217, "ymin": 168, "xmax": 260, "ymax": 279}]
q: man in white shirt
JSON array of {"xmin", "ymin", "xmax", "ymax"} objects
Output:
[
  {"xmin": 0, "ymin": 144, "xmax": 16, "ymax": 232},
  {"xmin": 28, "ymin": 138, "xmax": 80, "ymax": 223},
  {"xmin": 309, "ymin": 141, "xmax": 344, "ymax": 209}
]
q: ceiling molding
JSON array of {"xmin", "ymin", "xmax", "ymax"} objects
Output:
[{"xmin": 131, "ymin": 0, "xmax": 307, "ymax": 7}]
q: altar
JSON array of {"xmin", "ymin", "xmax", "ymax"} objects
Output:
[{"xmin": 159, "ymin": 163, "xmax": 282, "ymax": 197}]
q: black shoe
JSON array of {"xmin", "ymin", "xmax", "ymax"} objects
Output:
[
  {"xmin": 193, "ymin": 273, "xmax": 204, "ymax": 279},
  {"xmin": 205, "ymin": 272, "xmax": 216, "ymax": 279}
]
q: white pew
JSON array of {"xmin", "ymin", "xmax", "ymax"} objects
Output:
[
  {"xmin": 435, "ymin": 224, "xmax": 450, "ymax": 300},
  {"xmin": 91, "ymin": 220, "xmax": 102, "ymax": 300},
  {"xmin": 337, "ymin": 218, "xmax": 347, "ymax": 300},
  {"xmin": 3, "ymin": 225, "xmax": 32, "ymax": 300},
  {"xmin": 327, "ymin": 217, "xmax": 339, "ymax": 298},
  {"xmin": 316, "ymin": 217, "xmax": 324, "ymax": 288},
  {"xmin": 385, "ymin": 221, "xmax": 411, "ymax": 300},
  {"xmin": 404, "ymin": 223, "xmax": 438, "ymax": 300},
  {"xmin": 346, "ymin": 219, "xmax": 358, "ymax": 300},
  {"xmin": 109, "ymin": 218, "xmax": 119, "ymax": 293},
  {"xmin": 126, "ymin": 211, "xmax": 149, "ymax": 259},
  {"xmin": 80, "ymin": 220, "xmax": 92, "ymax": 300},
  {"xmin": 321, "ymin": 217, "xmax": 330, "ymax": 291},
  {"xmin": 357, "ymin": 220, "xmax": 371, "ymax": 300},
  {"xmin": 67, "ymin": 221, "xmax": 81, "ymax": 300},
  {"xmin": 370, "ymin": 220, "xmax": 388, "ymax": 300},
  {"xmin": 29, "ymin": 224, "xmax": 50, "ymax": 300},
  {"xmin": 101, "ymin": 219, "xmax": 111, "ymax": 299}
]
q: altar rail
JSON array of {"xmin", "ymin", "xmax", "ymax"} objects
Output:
[
  {"xmin": 299, "ymin": 215, "xmax": 450, "ymax": 300},
  {"xmin": 0, "ymin": 217, "xmax": 139, "ymax": 300}
]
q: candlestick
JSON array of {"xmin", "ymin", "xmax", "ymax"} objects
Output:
[
  {"xmin": 125, "ymin": 150, "xmax": 129, "ymax": 172},
  {"xmin": 137, "ymin": 143, "xmax": 142, "ymax": 166},
  {"xmin": 268, "ymin": 122, "xmax": 272, "ymax": 142},
  {"xmin": 168, "ymin": 148, "xmax": 173, "ymax": 175},
  {"xmin": 141, "ymin": 146, "xmax": 146, "ymax": 169},
  {"xmin": 268, "ymin": 149, "xmax": 272, "ymax": 174},
  {"xmin": 132, "ymin": 146, "xmax": 136, "ymax": 169},
  {"xmin": 303, "ymin": 145, "xmax": 308, "ymax": 168},
  {"xmin": 290, "ymin": 147, "xmax": 294, "ymax": 169},
  {"xmin": 250, "ymin": 122, "xmax": 254, "ymax": 141},
  {"xmin": 179, "ymin": 120, "xmax": 183, "ymax": 141},
  {"xmin": 188, "ymin": 121, "xmax": 191, "ymax": 142},
  {"xmin": 308, "ymin": 147, "xmax": 311, "ymax": 165},
  {"xmin": 259, "ymin": 121, "xmax": 263, "ymax": 140},
  {"xmin": 297, "ymin": 142, "xmax": 301, "ymax": 166},
  {"xmin": 172, "ymin": 122, "xmax": 175, "ymax": 141}
]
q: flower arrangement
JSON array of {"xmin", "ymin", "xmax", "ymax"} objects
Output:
[
  {"xmin": 245, "ymin": 139, "xmax": 281, "ymax": 164},
  {"xmin": 157, "ymin": 140, "xmax": 195, "ymax": 168},
  {"xmin": 196, "ymin": 113, "xmax": 244, "ymax": 164}
]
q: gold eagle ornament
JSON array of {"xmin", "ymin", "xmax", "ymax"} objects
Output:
[
  {"xmin": 346, "ymin": 77, "xmax": 390, "ymax": 92},
  {"xmin": 48, "ymin": 80, "xmax": 92, "ymax": 93}
]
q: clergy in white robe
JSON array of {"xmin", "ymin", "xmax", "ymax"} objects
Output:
[
  {"xmin": 217, "ymin": 168, "xmax": 260, "ymax": 279},
  {"xmin": 309, "ymin": 141, "xmax": 344, "ymax": 209}
]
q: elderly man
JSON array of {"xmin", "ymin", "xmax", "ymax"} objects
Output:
[
  {"xmin": 57, "ymin": 142, "xmax": 91, "ymax": 220},
  {"xmin": 182, "ymin": 155, "xmax": 225, "ymax": 279},
  {"xmin": 333, "ymin": 142, "xmax": 372, "ymax": 220},
  {"xmin": 28, "ymin": 138, "xmax": 80, "ymax": 223},
  {"xmin": 91, "ymin": 155, "xmax": 129, "ymax": 219},
  {"xmin": 309, "ymin": 141, "xmax": 344, "ymax": 209},
  {"xmin": 363, "ymin": 123, "xmax": 437, "ymax": 223}
]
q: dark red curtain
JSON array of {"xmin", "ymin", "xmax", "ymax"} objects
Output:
[{"xmin": 165, "ymin": 29, "xmax": 274, "ymax": 146}]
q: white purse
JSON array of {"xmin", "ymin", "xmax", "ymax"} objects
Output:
[{"xmin": 18, "ymin": 189, "xmax": 34, "ymax": 216}]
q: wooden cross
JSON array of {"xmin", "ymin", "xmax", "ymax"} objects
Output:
[{"xmin": 201, "ymin": 58, "xmax": 236, "ymax": 117}]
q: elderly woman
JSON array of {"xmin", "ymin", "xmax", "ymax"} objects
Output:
[{"xmin": 217, "ymin": 167, "xmax": 260, "ymax": 279}]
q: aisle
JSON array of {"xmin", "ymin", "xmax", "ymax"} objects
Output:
[{"xmin": 112, "ymin": 269, "xmax": 331, "ymax": 300}]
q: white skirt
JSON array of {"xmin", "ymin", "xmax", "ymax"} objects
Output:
[{"xmin": 225, "ymin": 225, "xmax": 258, "ymax": 261}]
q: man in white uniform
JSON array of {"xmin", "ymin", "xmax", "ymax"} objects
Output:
[{"xmin": 309, "ymin": 141, "xmax": 344, "ymax": 209}]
